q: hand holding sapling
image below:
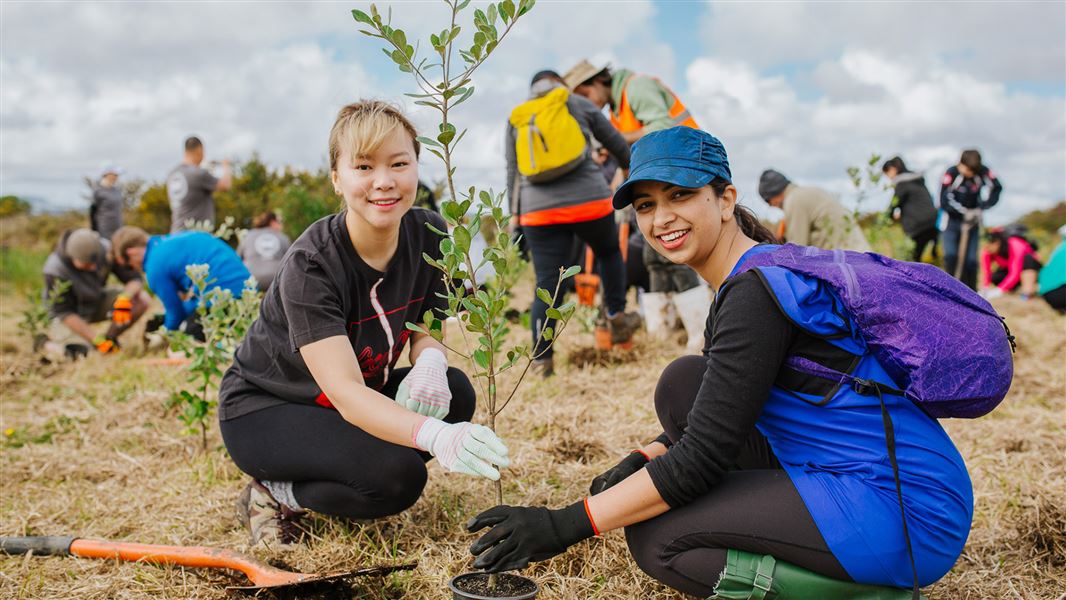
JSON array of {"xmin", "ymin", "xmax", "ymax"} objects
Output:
[
  {"xmin": 415, "ymin": 418, "xmax": 511, "ymax": 480},
  {"xmin": 395, "ymin": 347, "xmax": 452, "ymax": 419}
]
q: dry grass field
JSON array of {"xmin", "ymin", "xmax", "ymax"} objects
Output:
[{"xmin": 1, "ymin": 286, "xmax": 1064, "ymax": 599}]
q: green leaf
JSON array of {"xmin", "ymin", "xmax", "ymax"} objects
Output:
[
  {"xmin": 352, "ymin": 9, "xmax": 374, "ymax": 25},
  {"xmin": 500, "ymin": 0, "xmax": 515, "ymax": 22},
  {"xmin": 457, "ymin": 0, "xmax": 472, "ymax": 9},
  {"xmin": 541, "ymin": 326, "xmax": 554, "ymax": 341},
  {"xmin": 449, "ymin": 25, "xmax": 462, "ymax": 42},
  {"xmin": 391, "ymin": 28, "xmax": 407, "ymax": 49},
  {"xmin": 438, "ymin": 128, "xmax": 456, "ymax": 145},
  {"xmin": 454, "ymin": 225, "xmax": 471, "ymax": 253},
  {"xmin": 561, "ymin": 265, "xmax": 581, "ymax": 280},
  {"xmin": 473, "ymin": 349, "xmax": 490, "ymax": 369},
  {"xmin": 425, "ymin": 222, "xmax": 448, "ymax": 237},
  {"xmin": 452, "ymin": 86, "xmax": 476, "ymax": 109},
  {"xmin": 536, "ymin": 288, "xmax": 553, "ymax": 305},
  {"xmin": 546, "ymin": 308, "xmax": 562, "ymax": 320},
  {"xmin": 416, "ymin": 136, "xmax": 443, "ymax": 149},
  {"xmin": 518, "ymin": 0, "xmax": 535, "ymax": 16},
  {"xmin": 487, "ymin": 3, "xmax": 498, "ymax": 24}
]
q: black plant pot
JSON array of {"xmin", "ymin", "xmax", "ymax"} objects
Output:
[{"xmin": 449, "ymin": 572, "xmax": 538, "ymax": 600}]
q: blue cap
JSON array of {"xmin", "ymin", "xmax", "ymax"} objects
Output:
[{"xmin": 612, "ymin": 127, "xmax": 731, "ymax": 209}]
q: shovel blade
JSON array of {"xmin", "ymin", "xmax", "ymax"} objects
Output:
[{"xmin": 226, "ymin": 563, "xmax": 417, "ymax": 593}]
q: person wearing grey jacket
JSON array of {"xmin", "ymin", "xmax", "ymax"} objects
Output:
[
  {"xmin": 90, "ymin": 164, "xmax": 125, "ymax": 240},
  {"xmin": 506, "ymin": 70, "xmax": 641, "ymax": 375}
]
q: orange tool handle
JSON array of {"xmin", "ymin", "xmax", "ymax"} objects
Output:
[
  {"xmin": 619, "ymin": 222, "xmax": 630, "ymax": 263},
  {"xmin": 68, "ymin": 538, "xmax": 308, "ymax": 587},
  {"xmin": 584, "ymin": 246, "xmax": 595, "ymax": 273}
]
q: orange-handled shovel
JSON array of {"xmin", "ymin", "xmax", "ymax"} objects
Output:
[{"xmin": 1, "ymin": 536, "xmax": 415, "ymax": 593}]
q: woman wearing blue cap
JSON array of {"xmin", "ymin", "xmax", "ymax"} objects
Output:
[{"xmin": 466, "ymin": 127, "xmax": 972, "ymax": 599}]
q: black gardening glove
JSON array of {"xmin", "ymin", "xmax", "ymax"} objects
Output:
[
  {"xmin": 467, "ymin": 501, "xmax": 595, "ymax": 573},
  {"xmin": 589, "ymin": 451, "xmax": 649, "ymax": 495},
  {"xmin": 144, "ymin": 313, "xmax": 166, "ymax": 333}
]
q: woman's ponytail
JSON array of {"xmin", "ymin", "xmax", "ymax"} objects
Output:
[
  {"xmin": 735, "ymin": 205, "xmax": 778, "ymax": 243},
  {"xmin": 709, "ymin": 178, "xmax": 778, "ymax": 243}
]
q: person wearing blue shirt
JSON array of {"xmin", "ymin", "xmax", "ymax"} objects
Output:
[{"xmin": 110, "ymin": 226, "xmax": 250, "ymax": 337}]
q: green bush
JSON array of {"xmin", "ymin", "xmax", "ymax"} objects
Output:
[
  {"xmin": 0, "ymin": 195, "xmax": 31, "ymax": 218},
  {"xmin": 124, "ymin": 158, "xmax": 339, "ymax": 238}
]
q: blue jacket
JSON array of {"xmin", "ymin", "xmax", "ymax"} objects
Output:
[
  {"xmin": 734, "ymin": 245, "xmax": 973, "ymax": 587},
  {"xmin": 144, "ymin": 231, "xmax": 250, "ymax": 330}
]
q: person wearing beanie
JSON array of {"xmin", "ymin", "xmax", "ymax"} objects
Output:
[
  {"xmin": 758, "ymin": 169, "xmax": 871, "ymax": 252},
  {"xmin": 506, "ymin": 69, "xmax": 641, "ymax": 375},
  {"xmin": 564, "ymin": 59, "xmax": 710, "ymax": 352},
  {"xmin": 90, "ymin": 164, "xmax": 125, "ymax": 240},
  {"xmin": 40, "ymin": 228, "xmax": 149, "ymax": 359},
  {"xmin": 882, "ymin": 156, "xmax": 939, "ymax": 262},
  {"xmin": 466, "ymin": 126, "xmax": 972, "ymax": 600}
]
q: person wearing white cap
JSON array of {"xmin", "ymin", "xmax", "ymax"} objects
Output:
[{"xmin": 91, "ymin": 164, "xmax": 125, "ymax": 240}]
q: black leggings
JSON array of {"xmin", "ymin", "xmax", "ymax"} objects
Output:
[
  {"xmin": 911, "ymin": 227, "xmax": 939, "ymax": 263},
  {"xmin": 219, "ymin": 367, "xmax": 475, "ymax": 519},
  {"xmin": 624, "ymin": 356, "xmax": 850, "ymax": 597}
]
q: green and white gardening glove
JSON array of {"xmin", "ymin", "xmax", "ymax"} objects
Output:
[
  {"xmin": 395, "ymin": 348, "xmax": 451, "ymax": 419},
  {"xmin": 414, "ymin": 418, "xmax": 510, "ymax": 480}
]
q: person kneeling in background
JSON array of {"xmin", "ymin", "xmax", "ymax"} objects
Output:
[
  {"xmin": 110, "ymin": 225, "xmax": 250, "ymax": 341},
  {"xmin": 980, "ymin": 226, "xmax": 1042, "ymax": 300},
  {"xmin": 41, "ymin": 228, "xmax": 149, "ymax": 359}
]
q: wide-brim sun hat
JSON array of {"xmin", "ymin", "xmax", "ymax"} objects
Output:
[
  {"xmin": 562, "ymin": 59, "xmax": 607, "ymax": 91},
  {"xmin": 612, "ymin": 127, "xmax": 732, "ymax": 210}
]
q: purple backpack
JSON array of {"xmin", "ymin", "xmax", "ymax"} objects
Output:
[{"xmin": 737, "ymin": 244, "xmax": 1015, "ymax": 419}]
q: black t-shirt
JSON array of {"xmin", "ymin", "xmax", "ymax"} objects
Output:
[{"xmin": 219, "ymin": 208, "xmax": 449, "ymax": 420}]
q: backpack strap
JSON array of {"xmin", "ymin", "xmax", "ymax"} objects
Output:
[{"xmin": 784, "ymin": 355, "xmax": 921, "ymax": 600}]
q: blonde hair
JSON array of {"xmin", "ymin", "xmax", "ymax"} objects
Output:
[
  {"xmin": 328, "ymin": 101, "xmax": 420, "ymax": 171},
  {"xmin": 110, "ymin": 226, "xmax": 149, "ymax": 263}
]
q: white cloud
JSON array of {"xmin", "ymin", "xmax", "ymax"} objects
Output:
[
  {"xmin": 681, "ymin": 48, "xmax": 1065, "ymax": 225},
  {"xmin": 700, "ymin": 1, "xmax": 1066, "ymax": 85},
  {"xmin": 0, "ymin": 1, "xmax": 1062, "ymax": 230}
]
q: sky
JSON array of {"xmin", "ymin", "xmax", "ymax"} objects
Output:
[{"xmin": 2, "ymin": 0, "xmax": 1064, "ymax": 226}]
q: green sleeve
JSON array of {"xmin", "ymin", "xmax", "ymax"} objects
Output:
[{"xmin": 624, "ymin": 76, "xmax": 675, "ymax": 133}]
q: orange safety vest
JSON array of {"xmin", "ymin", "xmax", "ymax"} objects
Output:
[{"xmin": 610, "ymin": 74, "xmax": 699, "ymax": 133}]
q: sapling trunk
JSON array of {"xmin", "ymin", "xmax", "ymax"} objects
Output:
[{"xmin": 351, "ymin": 2, "xmax": 557, "ymax": 593}]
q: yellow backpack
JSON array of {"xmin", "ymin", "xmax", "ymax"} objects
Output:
[{"xmin": 509, "ymin": 87, "xmax": 587, "ymax": 183}]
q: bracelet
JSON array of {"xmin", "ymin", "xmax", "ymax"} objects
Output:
[{"xmin": 583, "ymin": 497, "xmax": 601, "ymax": 536}]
